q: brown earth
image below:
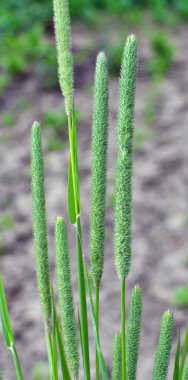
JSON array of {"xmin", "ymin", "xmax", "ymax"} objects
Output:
[{"xmin": 0, "ymin": 20, "xmax": 188, "ymax": 379}]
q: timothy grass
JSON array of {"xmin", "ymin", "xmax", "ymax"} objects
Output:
[{"xmin": 0, "ymin": 0, "xmax": 188, "ymax": 380}]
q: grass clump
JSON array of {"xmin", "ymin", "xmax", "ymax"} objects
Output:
[{"xmin": 0, "ymin": 1, "xmax": 188, "ymax": 380}]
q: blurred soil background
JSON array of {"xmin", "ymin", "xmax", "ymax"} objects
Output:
[{"xmin": 1, "ymin": 0, "xmax": 188, "ymax": 379}]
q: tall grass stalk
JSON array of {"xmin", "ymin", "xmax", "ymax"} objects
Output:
[
  {"xmin": 90, "ymin": 51, "xmax": 108, "ymax": 380},
  {"xmin": 115, "ymin": 34, "xmax": 137, "ymax": 380},
  {"xmin": 53, "ymin": 0, "xmax": 90, "ymax": 378}
]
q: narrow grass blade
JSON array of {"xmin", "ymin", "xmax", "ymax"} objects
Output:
[
  {"xmin": 85, "ymin": 266, "xmax": 109, "ymax": 380},
  {"xmin": 0, "ymin": 275, "xmax": 24, "ymax": 380},
  {"xmin": 67, "ymin": 114, "xmax": 81, "ymax": 224},
  {"xmin": 0, "ymin": 275, "xmax": 14, "ymax": 348},
  {"xmin": 68, "ymin": 156, "xmax": 76, "ymax": 224},
  {"xmin": 173, "ymin": 331, "xmax": 180, "ymax": 380},
  {"xmin": 179, "ymin": 324, "xmax": 188, "ymax": 380},
  {"xmin": 12, "ymin": 345, "xmax": 24, "ymax": 380},
  {"xmin": 46, "ymin": 330, "xmax": 58, "ymax": 380}
]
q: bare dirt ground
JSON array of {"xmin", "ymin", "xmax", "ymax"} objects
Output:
[{"xmin": 1, "ymin": 21, "xmax": 188, "ymax": 379}]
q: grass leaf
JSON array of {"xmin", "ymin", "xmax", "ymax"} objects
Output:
[
  {"xmin": 173, "ymin": 331, "xmax": 180, "ymax": 380},
  {"xmin": 68, "ymin": 156, "xmax": 76, "ymax": 224},
  {"xmin": 0, "ymin": 274, "xmax": 14, "ymax": 348},
  {"xmin": 179, "ymin": 324, "xmax": 188, "ymax": 380}
]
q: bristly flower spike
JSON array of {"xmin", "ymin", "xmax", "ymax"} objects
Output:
[
  {"xmin": 90, "ymin": 51, "xmax": 109, "ymax": 287},
  {"xmin": 114, "ymin": 34, "xmax": 137, "ymax": 280},
  {"xmin": 31, "ymin": 122, "xmax": 52, "ymax": 328},
  {"xmin": 53, "ymin": 0, "xmax": 74, "ymax": 116},
  {"xmin": 55, "ymin": 216, "xmax": 79, "ymax": 379},
  {"xmin": 152, "ymin": 310, "xmax": 173, "ymax": 380},
  {"xmin": 112, "ymin": 332, "xmax": 122, "ymax": 380},
  {"xmin": 127, "ymin": 285, "xmax": 142, "ymax": 380}
]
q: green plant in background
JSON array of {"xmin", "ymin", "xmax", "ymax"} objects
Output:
[
  {"xmin": 1, "ymin": 0, "xmax": 188, "ymax": 380},
  {"xmin": 148, "ymin": 31, "xmax": 174, "ymax": 79}
]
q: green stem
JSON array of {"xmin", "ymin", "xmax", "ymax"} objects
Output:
[
  {"xmin": 68, "ymin": 109, "xmax": 90, "ymax": 379},
  {"xmin": 77, "ymin": 216, "xmax": 90, "ymax": 380},
  {"xmin": 96, "ymin": 286, "xmax": 100, "ymax": 380},
  {"xmin": 12, "ymin": 344, "xmax": 24, "ymax": 380},
  {"xmin": 46, "ymin": 330, "xmax": 58, "ymax": 380},
  {"xmin": 121, "ymin": 279, "xmax": 126, "ymax": 380}
]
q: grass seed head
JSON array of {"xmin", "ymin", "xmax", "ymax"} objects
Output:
[
  {"xmin": 55, "ymin": 216, "xmax": 79, "ymax": 379},
  {"xmin": 114, "ymin": 34, "xmax": 137, "ymax": 280},
  {"xmin": 31, "ymin": 122, "xmax": 52, "ymax": 328},
  {"xmin": 53, "ymin": 0, "xmax": 74, "ymax": 116},
  {"xmin": 112, "ymin": 332, "xmax": 122, "ymax": 380},
  {"xmin": 152, "ymin": 310, "xmax": 173, "ymax": 380},
  {"xmin": 127, "ymin": 285, "xmax": 142, "ymax": 380},
  {"xmin": 90, "ymin": 52, "xmax": 109, "ymax": 287}
]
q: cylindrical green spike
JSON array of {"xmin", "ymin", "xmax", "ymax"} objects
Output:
[
  {"xmin": 90, "ymin": 52, "xmax": 109, "ymax": 288},
  {"xmin": 52, "ymin": 0, "xmax": 74, "ymax": 116},
  {"xmin": 127, "ymin": 286, "xmax": 142, "ymax": 380},
  {"xmin": 55, "ymin": 216, "xmax": 79, "ymax": 379},
  {"xmin": 112, "ymin": 332, "xmax": 122, "ymax": 380},
  {"xmin": 31, "ymin": 122, "xmax": 52, "ymax": 328},
  {"xmin": 182, "ymin": 359, "xmax": 188, "ymax": 380},
  {"xmin": 114, "ymin": 34, "xmax": 137, "ymax": 280},
  {"xmin": 152, "ymin": 310, "xmax": 173, "ymax": 380}
]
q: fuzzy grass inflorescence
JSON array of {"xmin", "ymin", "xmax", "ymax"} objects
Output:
[
  {"xmin": 127, "ymin": 286, "xmax": 142, "ymax": 380},
  {"xmin": 55, "ymin": 216, "xmax": 79, "ymax": 379},
  {"xmin": 112, "ymin": 332, "xmax": 122, "ymax": 380},
  {"xmin": 31, "ymin": 122, "xmax": 52, "ymax": 328},
  {"xmin": 53, "ymin": 0, "xmax": 74, "ymax": 116},
  {"xmin": 90, "ymin": 51, "xmax": 109, "ymax": 288},
  {"xmin": 114, "ymin": 34, "xmax": 137, "ymax": 281},
  {"xmin": 152, "ymin": 310, "xmax": 173, "ymax": 380}
]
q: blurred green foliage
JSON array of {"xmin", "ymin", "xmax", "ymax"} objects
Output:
[
  {"xmin": 0, "ymin": 0, "xmax": 186, "ymax": 97},
  {"xmin": 148, "ymin": 32, "xmax": 174, "ymax": 78}
]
